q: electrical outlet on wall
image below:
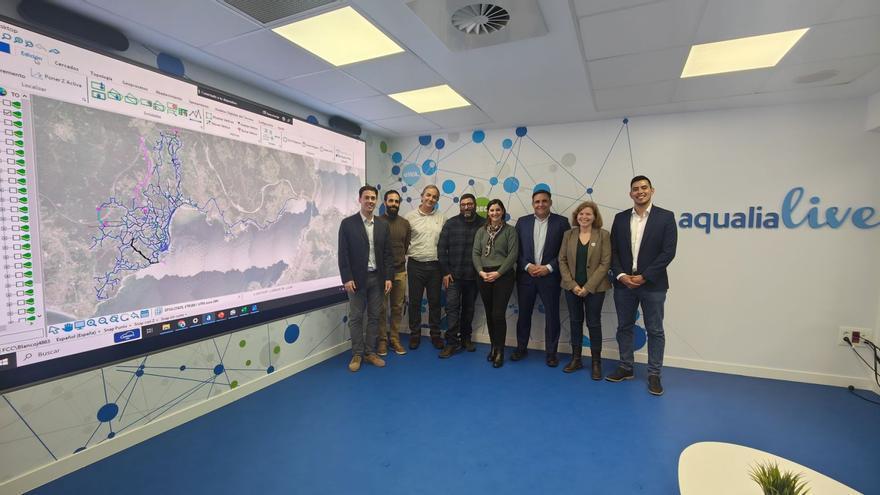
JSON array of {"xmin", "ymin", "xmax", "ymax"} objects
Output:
[{"xmin": 839, "ymin": 327, "xmax": 873, "ymax": 347}]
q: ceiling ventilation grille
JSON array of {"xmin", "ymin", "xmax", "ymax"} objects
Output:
[
  {"xmin": 451, "ymin": 4, "xmax": 510, "ymax": 35},
  {"xmin": 223, "ymin": 0, "xmax": 340, "ymax": 24}
]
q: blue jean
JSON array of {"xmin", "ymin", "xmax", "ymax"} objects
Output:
[
  {"xmin": 564, "ymin": 290, "xmax": 606, "ymax": 354},
  {"xmin": 613, "ymin": 286, "xmax": 666, "ymax": 376},
  {"xmin": 445, "ymin": 278, "xmax": 479, "ymax": 345}
]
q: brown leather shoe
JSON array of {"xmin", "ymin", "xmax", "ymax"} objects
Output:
[
  {"xmin": 591, "ymin": 359, "xmax": 603, "ymax": 380},
  {"xmin": 364, "ymin": 354, "xmax": 386, "ymax": 368},
  {"xmin": 431, "ymin": 336, "xmax": 444, "ymax": 349},
  {"xmin": 377, "ymin": 340, "xmax": 388, "ymax": 357},
  {"xmin": 348, "ymin": 355, "xmax": 362, "ymax": 372},
  {"xmin": 390, "ymin": 339, "xmax": 407, "ymax": 355},
  {"xmin": 409, "ymin": 335, "xmax": 420, "ymax": 349},
  {"xmin": 563, "ymin": 357, "xmax": 583, "ymax": 373}
]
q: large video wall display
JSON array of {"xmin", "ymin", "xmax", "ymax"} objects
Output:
[{"xmin": 0, "ymin": 16, "xmax": 365, "ymax": 392}]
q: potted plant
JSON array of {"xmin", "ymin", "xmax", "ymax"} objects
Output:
[{"xmin": 749, "ymin": 461, "xmax": 811, "ymax": 495}]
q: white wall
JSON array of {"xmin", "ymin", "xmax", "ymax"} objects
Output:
[
  {"xmin": 0, "ymin": 6, "xmax": 389, "ymax": 490},
  {"xmin": 372, "ymin": 98, "xmax": 880, "ymax": 388}
]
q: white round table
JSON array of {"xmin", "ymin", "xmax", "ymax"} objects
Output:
[{"xmin": 678, "ymin": 441, "xmax": 861, "ymax": 494}]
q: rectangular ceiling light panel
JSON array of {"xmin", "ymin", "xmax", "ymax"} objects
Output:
[
  {"xmin": 388, "ymin": 85, "xmax": 471, "ymax": 113},
  {"xmin": 272, "ymin": 6, "xmax": 404, "ymax": 66},
  {"xmin": 681, "ymin": 28, "xmax": 809, "ymax": 78}
]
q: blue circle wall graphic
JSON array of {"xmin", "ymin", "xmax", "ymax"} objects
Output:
[
  {"xmin": 435, "ymin": 138, "xmax": 445, "ymax": 150},
  {"xmin": 402, "ymin": 163, "xmax": 421, "ymax": 186},
  {"xmin": 472, "ymin": 130, "xmax": 485, "ymax": 143},
  {"xmin": 391, "ymin": 152, "xmax": 403, "ymax": 164},
  {"xmin": 284, "ymin": 324, "xmax": 300, "ymax": 344},
  {"xmin": 534, "ymin": 183, "xmax": 551, "ymax": 193},
  {"xmin": 97, "ymin": 403, "xmax": 119, "ymax": 423},
  {"xmin": 419, "ymin": 135, "xmax": 432, "ymax": 145},
  {"xmin": 442, "ymin": 180, "xmax": 456, "ymax": 194},
  {"xmin": 502, "ymin": 139, "xmax": 513, "ymax": 149},
  {"xmin": 422, "ymin": 159, "xmax": 438, "ymax": 175},
  {"xmin": 503, "ymin": 177, "xmax": 520, "ymax": 193}
]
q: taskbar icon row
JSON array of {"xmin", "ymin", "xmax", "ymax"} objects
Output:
[{"xmin": 141, "ymin": 304, "xmax": 260, "ymax": 339}]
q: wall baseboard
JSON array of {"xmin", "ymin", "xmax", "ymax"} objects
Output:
[
  {"xmin": 0, "ymin": 342, "xmax": 351, "ymax": 495},
  {"xmin": 462, "ymin": 332, "xmax": 876, "ymax": 390}
]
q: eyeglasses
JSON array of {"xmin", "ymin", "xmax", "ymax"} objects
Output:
[{"xmin": 460, "ymin": 202, "xmax": 476, "ymax": 208}]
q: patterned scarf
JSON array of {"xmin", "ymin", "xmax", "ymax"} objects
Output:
[{"xmin": 484, "ymin": 222, "xmax": 503, "ymax": 257}]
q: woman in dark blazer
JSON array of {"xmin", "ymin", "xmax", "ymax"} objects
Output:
[
  {"xmin": 558, "ymin": 201, "xmax": 611, "ymax": 379},
  {"xmin": 472, "ymin": 199, "xmax": 518, "ymax": 368}
]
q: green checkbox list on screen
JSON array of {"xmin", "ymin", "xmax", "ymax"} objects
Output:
[{"xmin": 2, "ymin": 90, "xmax": 38, "ymax": 324}]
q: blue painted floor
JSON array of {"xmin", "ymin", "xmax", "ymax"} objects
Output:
[{"xmin": 33, "ymin": 341, "xmax": 880, "ymax": 494}]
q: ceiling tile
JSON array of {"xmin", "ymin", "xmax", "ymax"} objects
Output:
[
  {"xmin": 335, "ymin": 95, "xmax": 413, "ymax": 120},
  {"xmin": 423, "ymin": 106, "xmax": 491, "ymax": 129},
  {"xmin": 673, "ymin": 69, "xmax": 773, "ymax": 101},
  {"xmin": 202, "ymin": 30, "xmax": 331, "ymax": 81},
  {"xmin": 373, "ymin": 115, "xmax": 440, "ymax": 134},
  {"xmin": 762, "ymin": 54, "xmax": 880, "ymax": 92},
  {"xmin": 588, "ymin": 47, "xmax": 688, "ymax": 90},
  {"xmin": 343, "ymin": 53, "xmax": 446, "ymax": 94},
  {"xmin": 579, "ymin": 0, "xmax": 705, "ymax": 60},
  {"xmin": 781, "ymin": 16, "xmax": 880, "ymax": 65},
  {"xmin": 572, "ymin": 0, "xmax": 660, "ymax": 18},
  {"xmin": 694, "ymin": 0, "xmax": 839, "ymax": 44},
  {"xmin": 594, "ymin": 81, "xmax": 676, "ymax": 111},
  {"xmin": 83, "ymin": 0, "xmax": 260, "ymax": 47},
  {"xmin": 830, "ymin": 0, "xmax": 880, "ymax": 22},
  {"xmin": 280, "ymin": 70, "xmax": 379, "ymax": 103}
]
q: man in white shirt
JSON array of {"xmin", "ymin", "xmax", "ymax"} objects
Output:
[
  {"xmin": 607, "ymin": 176, "xmax": 677, "ymax": 395},
  {"xmin": 404, "ymin": 185, "xmax": 446, "ymax": 350}
]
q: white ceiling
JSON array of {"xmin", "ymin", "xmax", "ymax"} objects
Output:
[{"xmin": 23, "ymin": 0, "xmax": 880, "ymax": 137}]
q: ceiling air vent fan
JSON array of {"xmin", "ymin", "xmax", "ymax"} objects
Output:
[{"xmin": 451, "ymin": 3, "xmax": 510, "ymax": 35}]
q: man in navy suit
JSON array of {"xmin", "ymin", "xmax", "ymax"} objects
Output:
[
  {"xmin": 338, "ymin": 185, "xmax": 394, "ymax": 372},
  {"xmin": 607, "ymin": 176, "xmax": 677, "ymax": 395},
  {"xmin": 512, "ymin": 190, "xmax": 571, "ymax": 367}
]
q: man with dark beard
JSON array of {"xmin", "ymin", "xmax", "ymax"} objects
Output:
[
  {"xmin": 438, "ymin": 193, "xmax": 485, "ymax": 357},
  {"xmin": 377, "ymin": 189, "xmax": 411, "ymax": 356}
]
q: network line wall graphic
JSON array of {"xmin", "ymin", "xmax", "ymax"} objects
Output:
[
  {"xmin": 0, "ymin": 306, "xmax": 348, "ymax": 481},
  {"xmin": 376, "ymin": 121, "xmax": 646, "ymax": 352}
]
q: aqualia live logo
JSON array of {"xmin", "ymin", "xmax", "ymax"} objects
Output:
[{"xmin": 679, "ymin": 187, "xmax": 879, "ymax": 234}]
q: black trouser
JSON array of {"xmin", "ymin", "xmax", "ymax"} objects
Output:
[
  {"xmin": 515, "ymin": 274, "xmax": 563, "ymax": 354},
  {"xmin": 407, "ymin": 259, "xmax": 442, "ymax": 338},
  {"xmin": 477, "ymin": 268, "xmax": 515, "ymax": 349},
  {"xmin": 564, "ymin": 290, "xmax": 606, "ymax": 355},
  {"xmin": 445, "ymin": 278, "xmax": 479, "ymax": 346}
]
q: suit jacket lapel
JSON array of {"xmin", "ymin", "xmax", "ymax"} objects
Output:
[{"xmin": 620, "ymin": 210, "xmax": 633, "ymax": 258}]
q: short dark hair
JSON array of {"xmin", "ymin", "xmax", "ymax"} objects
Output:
[
  {"xmin": 486, "ymin": 198, "xmax": 507, "ymax": 218},
  {"xmin": 630, "ymin": 175, "xmax": 652, "ymax": 188},
  {"xmin": 532, "ymin": 189, "xmax": 551, "ymax": 200},
  {"xmin": 359, "ymin": 185, "xmax": 378, "ymax": 198},
  {"xmin": 384, "ymin": 189, "xmax": 401, "ymax": 201},
  {"xmin": 459, "ymin": 193, "xmax": 476, "ymax": 204}
]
